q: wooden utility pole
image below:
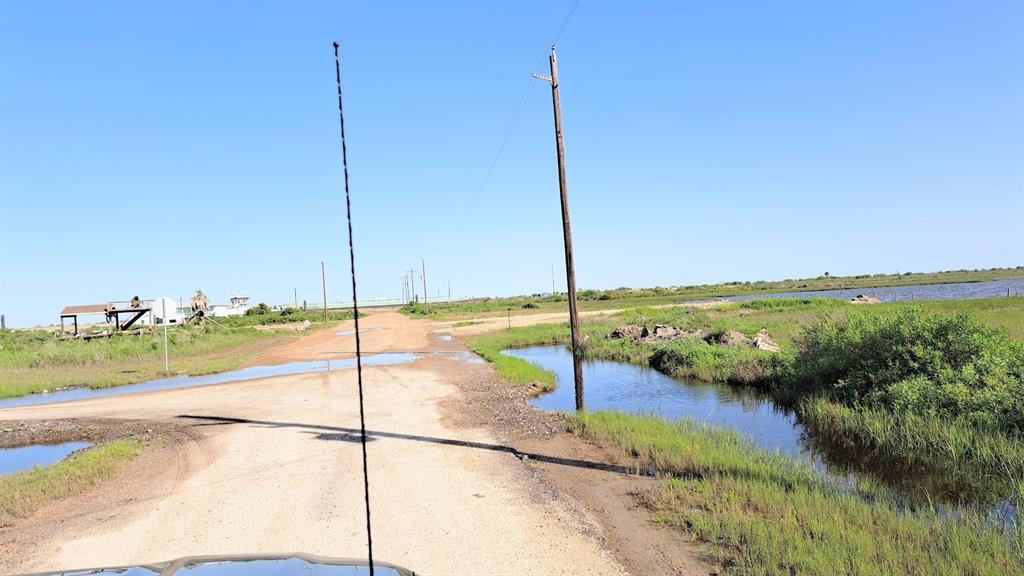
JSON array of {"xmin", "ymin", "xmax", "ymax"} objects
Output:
[
  {"xmin": 535, "ymin": 45, "xmax": 584, "ymax": 411},
  {"xmin": 421, "ymin": 259, "xmax": 428, "ymax": 308},
  {"xmin": 321, "ymin": 261, "xmax": 329, "ymax": 321},
  {"xmin": 407, "ymin": 268, "xmax": 417, "ymax": 302}
]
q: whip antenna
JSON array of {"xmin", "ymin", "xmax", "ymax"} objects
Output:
[{"xmin": 333, "ymin": 41, "xmax": 374, "ymax": 575}]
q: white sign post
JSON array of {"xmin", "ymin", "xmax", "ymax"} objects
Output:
[{"xmin": 162, "ymin": 299, "xmax": 169, "ymax": 372}]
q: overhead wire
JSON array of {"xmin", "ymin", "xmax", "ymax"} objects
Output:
[{"xmin": 450, "ymin": 0, "xmax": 582, "ymax": 243}]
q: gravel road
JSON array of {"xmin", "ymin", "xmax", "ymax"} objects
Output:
[{"xmin": 0, "ymin": 312, "xmax": 625, "ymax": 575}]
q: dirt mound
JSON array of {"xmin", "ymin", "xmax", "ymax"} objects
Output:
[
  {"xmin": 607, "ymin": 325, "xmax": 705, "ymax": 344},
  {"xmin": 713, "ymin": 330, "xmax": 751, "ymax": 347},
  {"xmin": 752, "ymin": 329, "xmax": 780, "ymax": 352},
  {"xmin": 607, "ymin": 325, "xmax": 645, "ymax": 339}
]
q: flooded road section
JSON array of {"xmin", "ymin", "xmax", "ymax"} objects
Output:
[
  {"xmin": 0, "ymin": 441, "xmax": 93, "ymax": 475},
  {"xmin": 504, "ymin": 345, "xmax": 1016, "ymax": 523},
  {"xmin": 0, "ymin": 353, "xmax": 420, "ymax": 409}
]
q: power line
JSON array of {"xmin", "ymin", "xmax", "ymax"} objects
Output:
[{"xmin": 450, "ymin": 0, "xmax": 582, "ymax": 243}]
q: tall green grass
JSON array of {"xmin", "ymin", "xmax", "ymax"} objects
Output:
[
  {"xmin": 571, "ymin": 412, "xmax": 1023, "ymax": 576},
  {"xmin": 799, "ymin": 397, "xmax": 1024, "ymax": 502},
  {"xmin": 0, "ymin": 439, "xmax": 142, "ymax": 527}
]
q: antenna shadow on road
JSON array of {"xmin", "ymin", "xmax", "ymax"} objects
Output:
[{"xmin": 177, "ymin": 414, "xmax": 649, "ymax": 477}]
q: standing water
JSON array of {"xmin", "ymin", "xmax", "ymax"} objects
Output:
[
  {"xmin": 0, "ymin": 441, "xmax": 92, "ymax": 475},
  {"xmin": 504, "ymin": 346, "xmax": 806, "ymax": 456},
  {"xmin": 687, "ymin": 277, "xmax": 1024, "ymax": 304},
  {"xmin": 504, "ymin": 345, "xmax": 1016, "ymax": 523}
]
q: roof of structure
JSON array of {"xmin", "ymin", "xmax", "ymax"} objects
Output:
[{"xmin": 60, "ymin": 304, "xmax": 110, "ymax": 316}]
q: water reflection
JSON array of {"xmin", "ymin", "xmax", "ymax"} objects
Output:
[
  {"xmin": 0, "ymin": 353, "xmax": 421, "ymax": 409},
  {"xmin": 0, "ymin": 441, "xmax": 93, "ymax": 475}
]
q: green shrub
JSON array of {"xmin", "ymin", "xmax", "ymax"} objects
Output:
[
  {"xmin": 789, "ymin": 307, "xmax": 1024, "ymax": 433},
  {"xmin": 245, "ymin": 303, "xmax": 271, "ymax": 316}
]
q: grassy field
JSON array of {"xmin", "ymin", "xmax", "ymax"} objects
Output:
[
  {"xmin": 0, "ymin": 309, "xmax": 354, "ymax": 399},
  {"xmin": 405, "ymin": 266, "xmax": 1023, "ymax": 320},
  {"xmin": 0, "ymin": 439, "xmax": 142, "ymax": 527},
  {"xmin": 571, "ymin": 412, "xmax": 1023, "ymax": 576}
]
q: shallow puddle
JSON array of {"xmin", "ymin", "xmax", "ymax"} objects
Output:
[
  {"xmin": 335, "ymin": 328, "xmax": 380, "ymax": 336},
  {"xmin": 0, "ymin": 441, "xmax": 93, "ymax": 475},
  {"xmin": 431, "ymin": 351, "xmax": 486, "ymax": 365},
  {"xmin": 0, "ymin": 353, "xmax": 420, "ymax": 409}
]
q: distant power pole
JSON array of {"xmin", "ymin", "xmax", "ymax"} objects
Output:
[
  {"xmin": 551, "ymin": 265, "xmax": 556, "ymax": 295},
  {"xmin": 535, "ymin": 45, "xmax": 584, "ymax": 411},
  {"xmin": 407, "ymin": 268, "xmax": 418, "ymax": 302},
  {"xmin": 421, "ymin": 259, "xmax": 428, "ymax": 308},
  {"xmin": 321, "ymin": 261, "xmax": 329, "ymax": 321},
  {"xmin": 448, "ymin": 278, "xmax": 451, "ymax": 301},
  {"xmin": 294, "ymin": 287, "xmax": 298, "ymax": 308}
]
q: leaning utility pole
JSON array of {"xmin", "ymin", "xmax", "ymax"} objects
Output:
[
  {"xmin": 321, "ymin": 261, "xmax": 329, "ymax": 321},
  {"xmin": 534, "ymin": 45, "xmax": 584, "ymax": 411},
  {"xmin": 421, "ymin": 259, "xmax": 428, "ymax": 308}
]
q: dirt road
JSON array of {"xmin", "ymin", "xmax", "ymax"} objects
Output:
[{"xmin": 0, "ymin": 312, "xmax": 626, "ymax": 575}]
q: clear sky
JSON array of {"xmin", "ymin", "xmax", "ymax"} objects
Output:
[{"xmin": 1, "ymin": 1, "xmax": 1021, "ymax": 327}]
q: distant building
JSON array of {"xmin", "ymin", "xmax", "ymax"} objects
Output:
[
  {"xmin": 209, "ymin": 294, "xmax": 251, "ymax": 317},
  {"xmin": 151, "ymin": 296, "xmax": 184, "ymax": 324}
]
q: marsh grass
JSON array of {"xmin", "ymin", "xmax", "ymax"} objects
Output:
[
  {"xmin": 0, "ymin": 439, "xmax": 142, "ymax": 527},
  {"xmin": 468, "ymin": 298, "xmax": 1024, "ymax": 506},
  {"xmin": 571, "ymin": 412, "xmax": 1023, "ymax": 576},
  {"xmin": 799, "ymin": 398, "xmax": 1024, "ymax": 501},
  {"xmin": 464, "ymin": 323, "xmax": 568, "ymax": 391}
]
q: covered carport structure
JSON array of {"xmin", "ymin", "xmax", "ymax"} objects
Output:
[{"xmin": 60, "ymin": 303, "xmax": 152, "ymax": 336}]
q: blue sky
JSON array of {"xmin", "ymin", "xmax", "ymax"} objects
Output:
[{"xmin": 1, "ymin": 1, "xmax": 1021, "ymax": 327}]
